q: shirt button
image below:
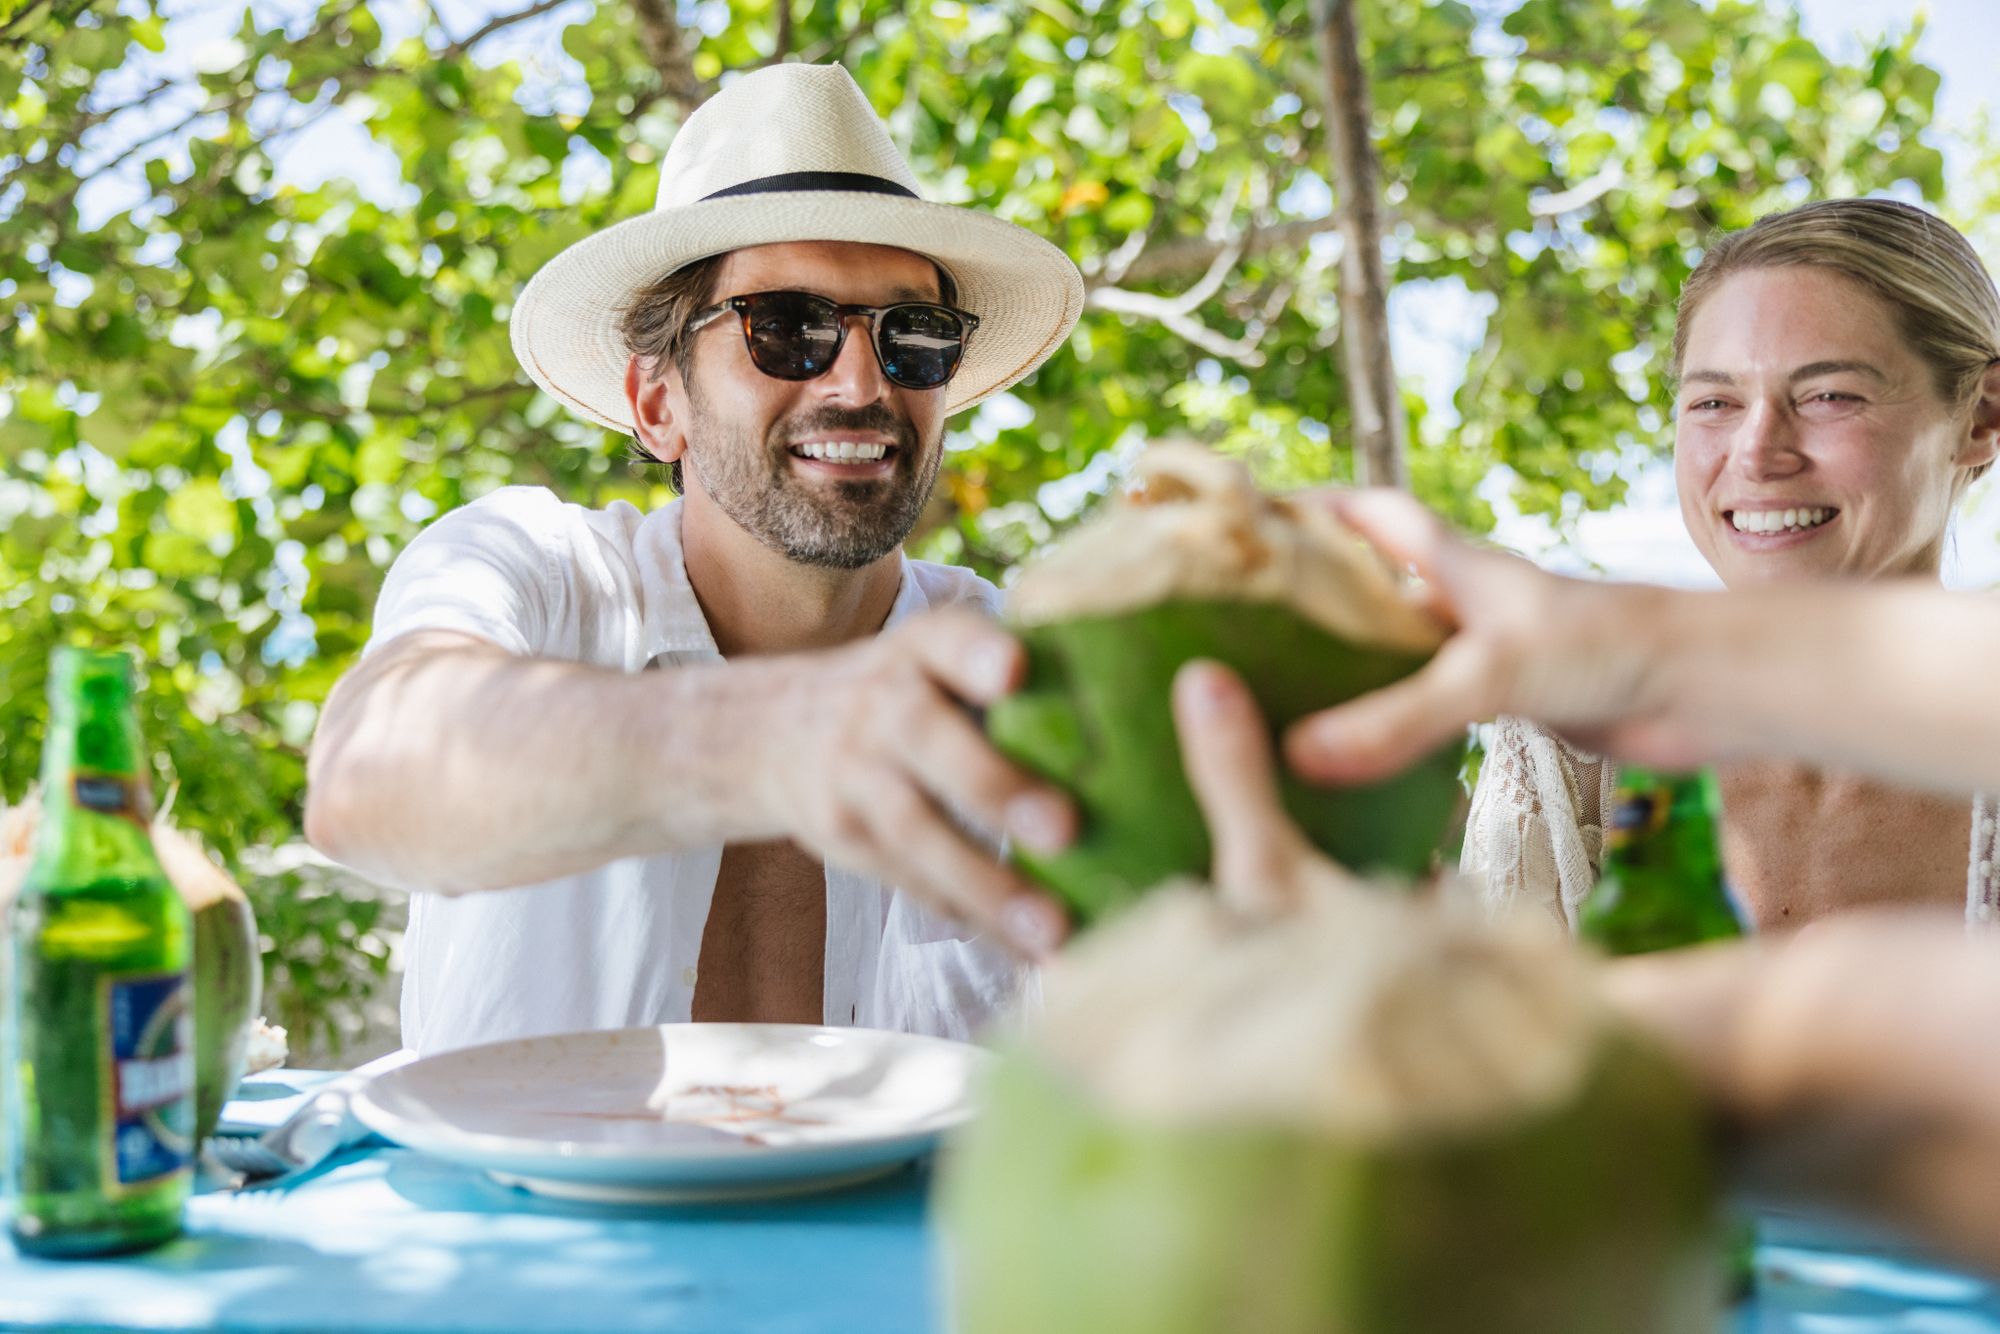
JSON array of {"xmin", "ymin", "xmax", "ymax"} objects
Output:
[{"xmin": 680, "ymin": 966, "xmax": 698, "ymax": 987}]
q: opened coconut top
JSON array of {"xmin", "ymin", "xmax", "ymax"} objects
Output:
[
  {"xmin": 1006, "ymin": 444, "xmax": 1445, "ymax": 654},
  {"xmin": 1033, "ymin": 880, "xmax": 1611, "ymax": 1141},
  {"xmin": 0, "ymin": 791, "xmax": 243, "ymax": 921}
]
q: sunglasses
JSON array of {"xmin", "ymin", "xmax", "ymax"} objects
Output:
[{"xmin": 684, "ymin": 290, "xmax": 980, "ymax": 390}]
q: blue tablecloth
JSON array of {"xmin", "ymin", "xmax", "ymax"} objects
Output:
[
  {"xmin": 6, "ymin": 1072, "xmax": 2000, "ymax": 1332},
  {"xmin": 2, "ymin": 1071, "xmax": 935, "ymax": 1334}
]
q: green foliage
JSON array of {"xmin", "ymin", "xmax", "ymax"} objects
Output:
[{"xmin": 0, "ymin": 0, "xmax": 1960, "ymax": 1047}]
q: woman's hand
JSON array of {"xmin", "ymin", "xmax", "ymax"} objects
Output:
[
  {"xmin": 1170, "ymin": 649, "xmax": 2000, "ymax": 1272},
  {"xmin": 1281, "ymin": 489, "xmax": 1704, "ymax": 785}
]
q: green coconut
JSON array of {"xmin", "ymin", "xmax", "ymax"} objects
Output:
[
  {"xmin": 1, "ymin": 794, "xmax": 263, "ymax": 1144},
  {"xmin": 990, "ymin": 445, "xmax": 1461, "ymax": 922},
  {"xmin": 939, "ymin": 882, "xmax": 1722, "ymax": 1334}
]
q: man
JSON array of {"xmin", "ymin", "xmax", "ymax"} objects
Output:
[{"xmin": 304, "ymin": 64, "xmax": 1085, "ymax": 1054}]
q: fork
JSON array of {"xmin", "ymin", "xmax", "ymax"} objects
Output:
[{"xmin": 205, "ymin": 1051, "xmax": 414, "ymax": 1184}]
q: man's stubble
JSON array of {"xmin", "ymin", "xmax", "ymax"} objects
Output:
[{"xmin": 681, "ymin": 369, "xmax": 943, "ymax": 571}]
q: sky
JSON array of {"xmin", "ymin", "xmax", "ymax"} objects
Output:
[{"xmin": 86, "ymin": 0, "xmax": 2000, "ymax": 590}]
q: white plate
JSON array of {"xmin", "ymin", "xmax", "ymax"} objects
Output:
[{"xmin": 351, "ymin": 1023, "xmax": 988, "ymax": 1203}]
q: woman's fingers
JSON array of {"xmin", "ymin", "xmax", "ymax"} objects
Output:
[
  {"xmin": 1318, "ymin": 488, "xmax": 1463, "ymax": 622},
  {"xmin": 1284, "ymin": 637, "xmax": 1491, "ymax": 784}
]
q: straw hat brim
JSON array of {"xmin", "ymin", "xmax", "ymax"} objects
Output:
[{"xmin": 509, "ymin": 191, "xmax": 1085, "ymax": 432}]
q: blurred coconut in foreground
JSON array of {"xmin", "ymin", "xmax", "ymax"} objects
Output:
[
  {"xmin": 987, "ymin": 445, "xmax": 1461, "ymax": 923},
  {"xmin": 1, "ymin": 793, "xmax": 269, "ymax": 1142},
  {"xmin": 939, "ymin": 878, "xmax": 1721, "ymax": 1334}
]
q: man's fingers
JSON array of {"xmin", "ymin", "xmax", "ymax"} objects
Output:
[
  {"xmin": 904, "ymin": 700, "xmax": 1076, "ymax": 855},
  {"xmin": 895, "ymin": 608, "xmax": 1028, "ymax": 706},
  {"xmin": 1283, "ymin": 638, "xmax": 1487, "ymax": 784},
  {"xmin": 1172, "ymin": 661, "xmax": 1314, "ymax": 904},
  {"xmin": 856, "ymin": 776, "xmax": 1068, "ymax": 960}
]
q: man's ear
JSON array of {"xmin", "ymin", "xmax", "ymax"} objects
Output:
[
  {"xmin": 627, "ymin": 354, "xmax": 688, "ymax": 465},
  {"xmin": 1958, "ymin": 358, "xmax": 2000, "ymax": 473}
]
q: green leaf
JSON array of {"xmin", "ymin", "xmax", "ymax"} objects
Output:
[{"xmin": 164, "ymin": 477, "xmax": 239, "ymax": 548}]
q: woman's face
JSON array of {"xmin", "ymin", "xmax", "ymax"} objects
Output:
[{"xmin": 1673, "ymin": 267, "xmax": 1990, "ymax": 587}]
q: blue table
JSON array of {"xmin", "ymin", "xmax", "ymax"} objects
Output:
[
  {"xmin": 2, "ymin": 1072, "xmax": 936, "ymax": 1333},
  {"xmin": 6, "ymin": 1074, "xmax": 2000, "ymax": 1332}
]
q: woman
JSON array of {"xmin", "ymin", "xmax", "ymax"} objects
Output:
[{"xmin": 1456, "ymin": 198, "xmax": 2000, "ymax": 933}]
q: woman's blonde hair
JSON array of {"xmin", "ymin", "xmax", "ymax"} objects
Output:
[{"xmin": 1672, "ymin": 197, "xmax": 2000, "ymax": 483}]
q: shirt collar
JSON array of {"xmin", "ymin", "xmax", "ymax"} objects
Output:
[{"xmin": 637, "ymin": 498, "xmax": 924, "ymax": 661}]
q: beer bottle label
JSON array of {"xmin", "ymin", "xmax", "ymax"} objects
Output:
[
  {"xmin": 102, "ymin": 970, "xmax": 195, "ymax": 1189},
  {"xmin": 1605, "ymin": 785, "xmax": 1668, "ymax": 850},
  {"xmin": 72, "ymin": 772, "xmax": 147, "ymax": 828}
]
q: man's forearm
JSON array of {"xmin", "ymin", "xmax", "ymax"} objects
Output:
[
  {"xmin": 305, "ymin": 634, "xmax": 786, "ymax": 893},
  {"xmin": 1659, "ymin": 583, "xmax": 2000, "ymax": 796}
]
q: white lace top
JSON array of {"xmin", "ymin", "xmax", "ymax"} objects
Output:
[{"xmin": 1462, "ymin": 716, "xmax": 2000, "ymax": 932}]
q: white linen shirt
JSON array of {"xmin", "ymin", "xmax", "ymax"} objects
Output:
[{"xmin": 364, "ymin": 485, "xmax": 1031, "ymax": 1055}]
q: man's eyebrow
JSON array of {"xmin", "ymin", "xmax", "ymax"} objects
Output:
[
  {"xmin": 889, "ymin": 285, "xmax": 937, "ymax": 303},
  {"xmin": 1681, "ymin": 369, "xmax": 1737, "ymax": 386},
  {"xmin": 1788, "ymin": 359, "xmax": 1887, "ymax": 384}
]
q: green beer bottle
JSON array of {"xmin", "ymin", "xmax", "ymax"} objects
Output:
[
  {"xmin": 4, "ymin": 649, "xmax": 193, "ymax": 1256},
  {"xmin": 1576, "ymin": 766, "xmax": 1746, "ymax": 956},
  {"xmin": 1576, "ymin": 763, "xmax": 1755, "ymax": 1302}
]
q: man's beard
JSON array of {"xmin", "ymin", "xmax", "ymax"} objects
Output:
[{"xmin": 682, "ymin": 382, "xmax": 942, "ymax": 570}]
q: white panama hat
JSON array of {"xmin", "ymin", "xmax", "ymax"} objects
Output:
[{"xmin": 509, "ymin": 62, "xmax": 1086, "ymax": 432}]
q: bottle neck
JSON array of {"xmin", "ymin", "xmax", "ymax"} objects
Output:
[{"xmin": 28, "ymin": 706, "xmax": 163, "ymax": 894}]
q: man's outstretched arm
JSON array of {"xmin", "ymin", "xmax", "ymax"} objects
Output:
[{"xmin": 305, "ymin": 612, "xmax": 1074, "ymax": 956}]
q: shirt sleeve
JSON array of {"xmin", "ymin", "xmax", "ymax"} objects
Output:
[{"xmin": 364, "ymin": 486, "xmax": 566, "ymax": 658}]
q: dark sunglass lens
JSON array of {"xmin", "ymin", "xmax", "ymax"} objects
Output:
[
  {"xmin": 744, "ymin": 293, "xmax": 841, "ymax": 379},
  {"xmin": 878, "ymin": 304, "xmax": 966, "ymax": 388}
]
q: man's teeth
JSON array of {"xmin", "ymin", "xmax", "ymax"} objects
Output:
[
  {"xmin": 1729, "ymin": 507, "xmax": 1834, "ymax": 534},
  {"xmin": 795, "ymin": 441, "xmax": 888, "ymax": 462}
]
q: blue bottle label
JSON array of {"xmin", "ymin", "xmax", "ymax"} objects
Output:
[
  {"xmin": 103, "ymin": 970, "xmax": 194, "ymax": 1189},
  {"xmin": 1605, "ymin": 786, "xmax": 1666, "ymax": 849}
]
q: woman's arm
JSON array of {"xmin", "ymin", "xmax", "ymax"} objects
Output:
[
  {"xmin": 1285, "ymin": 489, "xmax": 2000, "ymax": 799},
  {"xmin": 1180, "ymin": 655, "xmax": 2000, "ymax": 1273}
]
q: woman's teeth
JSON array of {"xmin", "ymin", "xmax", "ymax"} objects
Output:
[
  {"xmin": 795, "ymin": 441, "xmax": 888, "ymax": 462},
  {"xmin": 1730, "ymin": 507, "xmax": 1833, "ymax": 535}
]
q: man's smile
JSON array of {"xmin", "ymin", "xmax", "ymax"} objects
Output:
[{"xmin": 786, "ymin": 434, "xmax": 902, "ymax": 477}]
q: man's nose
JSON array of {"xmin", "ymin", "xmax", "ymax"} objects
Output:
[
  {"xmin": 1729, "ymin": 397, "xmax": 1805, "ymax": 481},
  {"xmin": 812, "ymin": 314, "xmax": 891, "ymax": 404}
]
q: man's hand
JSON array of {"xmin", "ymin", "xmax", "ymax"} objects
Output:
[{"xmin": 737, "ymin": 608, "xmax": 1075, "ymax": 959}]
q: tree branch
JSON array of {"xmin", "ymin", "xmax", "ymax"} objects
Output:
[
  {"xmin": 1092, "ymin": 290, "xmax": 1266, "ymax": 364},
  {"xmin": 440, "ymin": 0, "xmax": 573, "ymax": 60},
  {"xmin": 1317, "ymin": 0, "xmax": 1407, "ymax": 488},
  {"xmin": 1095, "ymin": 225, "xmax": 1152, "ymax": 287},
  {"xmin": 1085, "ymin": 216, "xmax": 1341, "ymax": 289},
  {"xmin": 1175, "ymin": 229, "xmax": 1247, "ymax": 312},
  {"xmin": 1087, "ymin": 252, "xmax": 1267, "ymax": 369},
  {"xmin": 628, "ymin": 0, "xmax": 710, "ymax": 112},
  {"xmin": 1528, "ymin": 165, "xmax": 1624, "ymax": 217}
]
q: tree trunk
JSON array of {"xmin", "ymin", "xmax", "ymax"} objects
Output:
[{"xmin": 1316, "ymin": 0, "xmax": 1407, "ymax": 489}]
